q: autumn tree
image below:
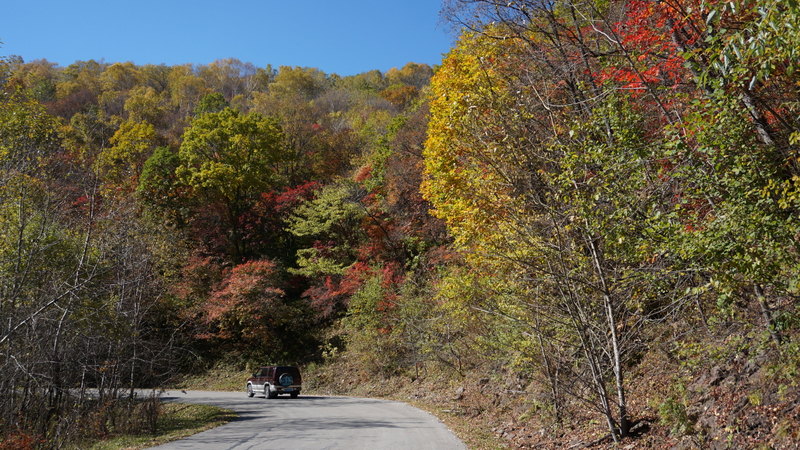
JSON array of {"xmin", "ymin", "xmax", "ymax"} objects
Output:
[
  {"xmin": 0, "ymin": 80, "xmax": 176, "ymax": 446},
  {"xmin": 646, "ymin": 0, "xmax": 800, "ymax": 344},
  {"xmin": 197, "ymin": 58, "xmax": 259, "ymax": 105},
  {"xmin": 167, "ymin": 64, "xmax": 209, "ymax": 119},
  {"xmin": 176, "ymin": 107, "xmax": 288, "ymax": 261},
  {"xmin": 94, "ymin": 119, "xmax": 158, "ymax": 190},
  {"xmin": 124, "ymin": 85, "xmax": 167, "ymax": 125},
  {"xmin": 422, "ymin": 12, "xmax": 685, "ymax": 439},
  {"xmin": 5, "ymin": 58, "xmax": 59, "ymax": 103},
  {"xmin": 194, "ymin": 260, "xmax": 284, "ymax": 349},
  {"xmin": 138, "ymin": 146, "xmax": 183, "ymax": 213}
]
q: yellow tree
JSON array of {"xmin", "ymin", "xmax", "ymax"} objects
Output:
[
  {"xmin": 94, "ymin": 119, "xmax": 158, "ymax": 190},
  {"xmin": 423, "ymin": 22, "xmax": 677, "ymax": 440}
]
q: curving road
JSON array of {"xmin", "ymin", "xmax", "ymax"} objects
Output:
[{"xmin": 149, "ymin": 390, "xmax": 466, "ymax": 449}]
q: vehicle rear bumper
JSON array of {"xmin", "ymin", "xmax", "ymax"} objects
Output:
[{"xmin": 275, "ymin": 386, "xmax": 301, "ymax": 393}]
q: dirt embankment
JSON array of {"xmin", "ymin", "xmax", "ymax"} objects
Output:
[{"xmin": 305, "ymin": 336, "xmax": 800, "ymax": 449}]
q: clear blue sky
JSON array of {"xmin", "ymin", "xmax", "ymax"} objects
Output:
[{"xmin": 1, "ymin": 0, "xmax": 454, "ymax": 75}]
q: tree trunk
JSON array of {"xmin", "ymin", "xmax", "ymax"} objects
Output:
[{"xmin": 754, "ymin": 284, "xmax": 782, "ymax": 346}]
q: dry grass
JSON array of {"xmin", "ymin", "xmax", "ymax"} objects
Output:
[{"xmin": 81, "ymin": 403, "xmax": 235, "ymax": 450}]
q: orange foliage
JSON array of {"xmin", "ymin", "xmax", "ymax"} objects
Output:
[
  {"xmin": 0, "ymin": 431, "xmax": 40, "ymax": 450},
  {"xmin": 596, "ymin": 0, "xmax": 705, "ymax": 93},
  {"xmin": 196, "ymin": 259, "xmax": 284, "ymax": 341}
]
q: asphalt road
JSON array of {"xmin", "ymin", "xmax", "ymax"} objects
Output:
[{"xmin": 148, "ymin": 390, "xmax": 466, "ymax": 449}]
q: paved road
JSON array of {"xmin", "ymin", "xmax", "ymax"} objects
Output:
[{"xmin": 148, "ymin": 390, "xmax": 466, "ymax": 449}]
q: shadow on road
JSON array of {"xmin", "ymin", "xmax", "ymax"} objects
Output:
[{"xmin": 149, "ymin": 391, "xmax": 466, "ymax": 449}]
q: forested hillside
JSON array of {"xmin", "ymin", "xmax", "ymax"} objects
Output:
[{"xmin": 2, "ymin": 0, "xmax": 800, "ymax": 448}]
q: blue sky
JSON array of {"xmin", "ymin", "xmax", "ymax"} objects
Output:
[{"xmin": 1, "ymin": 0, "xmax": 454, "ymax": 75}]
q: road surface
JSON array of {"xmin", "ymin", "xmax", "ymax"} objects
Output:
[{"xmin": 148, "ymin": 390, "xmax": 466, "ymax": 449}]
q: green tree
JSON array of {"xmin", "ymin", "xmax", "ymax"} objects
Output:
[
  {"xmin": 193, "ymin": 92, "xmax": 229, "ymax": 116},
  {"xmin": 137, "ymin": 146, "xmax": 182, "ymax": 212},
  {"xmin": 177, "ymin": 107, "xmax": 287, "ymax": 261},
  {"xmin": 287, "ymin": 181, "xmax": 367, "ymax": 277}
]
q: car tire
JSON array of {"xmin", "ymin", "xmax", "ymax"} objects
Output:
[
  {"xmin": 290, "ymin": 391, "xmax": 299, "ymax": 399},
  {"xmin": 247, "ymin": 384, "xmax": 254, "ymax": 398},
  {"xmin": 266, "ymin": 384, "xmax": 277, "ymax": 399}
]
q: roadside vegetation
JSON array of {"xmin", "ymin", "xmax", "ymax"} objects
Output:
[
  {"xmin": 176, "ymin": 366, "xmax": 251, "ymax": 392},
  {"xmin": 2, "ymin": 0, "xmax": 800, "ymax": 448},
  {"xmin": 83, "ymin": 402, "xmax": 235, "ymax": 450}
]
